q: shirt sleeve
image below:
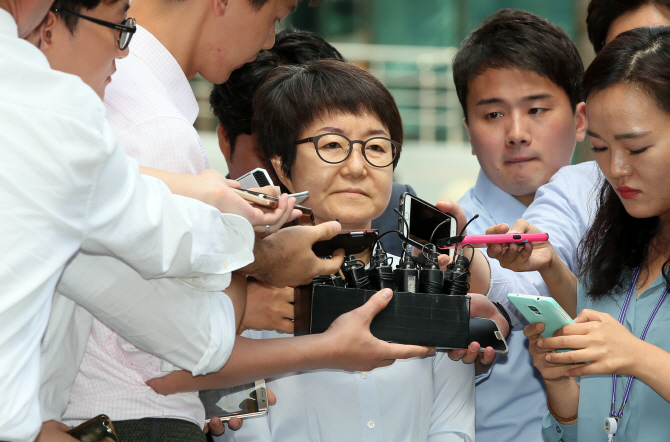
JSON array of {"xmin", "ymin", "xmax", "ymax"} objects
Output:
[
  {"xmin": 56, "ymin": 252, "xmax": 236, "ymax": 376},
  {"xmin": 80, "ymin": 120, "xmax": 255, "ymax": 290},
  {"xmin": 542, "ymin": 411, "xmax": 578, "ymax": 442},
  {"xmin": 485, "ymin": 164, "xmax": 597, "ymax": 325},
  {"xmin": 428, "ymin": 353, "xmax": 476, "ymax": 441}
]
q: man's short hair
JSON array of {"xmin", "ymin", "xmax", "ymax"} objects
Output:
[
  {"xmin": 253, "ymin": 60, "xmax": 403, "ymax": 182},
  {"xmin": 52, "ymin": 0, "xmax": 117, "ymax": 33},
  {"xmin": 453, "ymin": 9, "xmax": 584, "ymax": 121},
  {"xmin": 209, "ymin": 29, "xmax": 344, "ymax": 156},
  {"xmin": 587, "ymin": 0, "xmax": 670, "ymax": 53}
]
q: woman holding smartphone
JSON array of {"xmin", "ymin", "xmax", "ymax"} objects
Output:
[
  {"xmin": 489, "ymin": 27, "xmax": 670, "ymax": 442},
  {"xmin": 222, "ymin": 60, "xmax": 476, "ymax": 442}
]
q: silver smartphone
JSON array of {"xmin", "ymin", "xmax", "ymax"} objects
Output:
[
  {"xmin": 199, "ymin": 380, "xmax": 269, "ymax": 422},
  {"xmin": 399, "ymin": 192, "xmax": 458, "ymax": 258}
]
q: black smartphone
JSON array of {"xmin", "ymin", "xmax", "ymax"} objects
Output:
[
  {"xmin": 68, "ymin": 414, "xmax": 120, "ymax": 442},
  {"xmin": 312, "ymin": 229, "xmax": 379, "ymax": 257},
  {"xmin": 398, "ymin": 192, "xmax": 457, "ymax": 257},
  {"xmin": 468, "ymin": 317, "xmax": 509, "ymax": 354}
]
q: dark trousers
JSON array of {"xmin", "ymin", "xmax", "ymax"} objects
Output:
[{"xmin": 113, "ymin": 418, "xmax": 206, "ymax": 442}]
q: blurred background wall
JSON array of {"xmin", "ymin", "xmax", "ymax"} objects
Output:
[{"xmin": 194, "ymin": 0, "xmax": 594, "ymax": 205}]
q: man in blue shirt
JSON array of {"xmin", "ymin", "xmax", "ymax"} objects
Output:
[{"xmin": 452, "ymin": 10, "xmax": 587, "ymax": 442}]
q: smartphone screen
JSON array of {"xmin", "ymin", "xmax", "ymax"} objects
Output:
[
  {"xmin": 401, "ymin": 194, "xmax": 456, "ymax": 247},
  {"xmin": 199, "ymin": 382, "xmax": 267, "ymax": 421}
]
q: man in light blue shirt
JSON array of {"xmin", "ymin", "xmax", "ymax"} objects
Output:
[{"xmin": 452, "ymin": 10, "xmax": 587, "ymax": 442}]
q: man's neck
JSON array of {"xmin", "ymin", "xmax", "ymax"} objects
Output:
[
  {"xmin": 513, "ymin": 193, "xmax": 535, "ymax": 207},
  {"xmin": 129, "ymin": 0, "xmax": 203, "ymax": 79}
]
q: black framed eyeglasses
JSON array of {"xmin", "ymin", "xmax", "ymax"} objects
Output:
[
  {"xmin": 295, "ymin": 133, "xmax": 400, "ymax": 168},
  {"xmin": 52, "ymin": 8, "xmax": 136, "ymax": 50}
]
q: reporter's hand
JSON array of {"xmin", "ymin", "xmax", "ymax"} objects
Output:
[
  {"xmin": 523, "ymin": 322, "xmax": 574, "ymax": 382},
  {"xmin": 435, "ymin": 199, "xmax": 469, "ymax": 233},
  {"xmin": 36, "ymin": 421, "xmax": 77, "ymax": 442},
  {"xmin": 321, "ymin": 288, "xmax": 435, "ymax": 371},
  {"xmin": 243, "ymin": 221, "xmax": 346, "ymax": 287},
  {"xmin": 486, "ymin": 220, "xmax": 554, "ymax": 272},
  {"xmin": 538, "ymin": 309, "xmax": 640, "ymax": 378},
  {"xmin": 447, "ymin": 294, "xmax": 509, "ymax": 373},
  {"xmin": 240, "ymin": 280, "xmax": 294, "ymax": 333},
  {"xmin": 205, "ymin": 387, "xmax": 278, "ymax": 436}
]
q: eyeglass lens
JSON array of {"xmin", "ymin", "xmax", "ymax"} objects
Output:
[
  {"xmin": 119, "ymin": 18, "xmax": 135, "ymax": 50},
  {"xmin": 315, "ymin": 134, "xmax": 396, "ymax": 167}
]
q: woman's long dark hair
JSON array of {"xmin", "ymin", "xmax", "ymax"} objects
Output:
[{"xmin": 579, "ymin": 26, "xmax": 670, "ymax": 299}]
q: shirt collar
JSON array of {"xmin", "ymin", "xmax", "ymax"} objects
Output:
[
  {"xmin": 0, "ymin": 8, "xmax": 19, "ymax": 38},
  {"xmin": 130, "ymin": 25, "xmax": 199, "ymax": 123},
  {"xmin": 472, "ymin": 170, "xmax": 528, "ymax": 225}
]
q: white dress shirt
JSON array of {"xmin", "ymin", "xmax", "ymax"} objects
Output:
[
  {"xmin": 0, "ymin": 11, "xmax": 253, "ymax": 442},
  {"xmin": 61, "ymin": 25, "xmax": 239, "ymax": 428},
  {"xmin": 221, "ymin": 255, "xmax": 476, "ymax": 442},
  {"xmin": 459, "ymin": 171, "xmax": 548, "ymax": 442},
  {"xmin": 485, "ymin": 161, "xmax": 600, "ymax": 325}
]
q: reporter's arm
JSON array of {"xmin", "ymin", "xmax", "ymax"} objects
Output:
[{"xmin": 147, "ymin": 289, "xmax": 435, "ymax": 394}]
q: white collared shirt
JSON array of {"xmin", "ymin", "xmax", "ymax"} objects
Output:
[
  {"xmin": 62, "ymin": 26, "xmax": 237, "ymax": 428},
  {"xmin": 0, "ymin": 10, "xmax": 253, "ymax": 441},
  {"xmin": 221, "ymin": 255, "xmax": 476, "ymax": 442}
]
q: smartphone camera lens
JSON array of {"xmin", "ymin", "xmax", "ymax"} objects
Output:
[{"xmin": 528, "ymin": 306, "xmax": 542, "ymax": 315}]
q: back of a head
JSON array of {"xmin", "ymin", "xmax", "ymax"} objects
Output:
[
  {"xmin": 587, "ymin": 0, "xmax": 670, "ymax": 53},
  {"xmin": 253, "ymin": 60, "xmax": 403, "ymax": 181},
  {"xmin": 209, "ymin": 29, "xmax": 344, "ymax": 154},
  {"xmin": 453, "ymin": 8, "xmax": 584, "ymax": 121},
  {"xmin": 583, "ymin": 26, "xmax": 670, "ymax": 114}
]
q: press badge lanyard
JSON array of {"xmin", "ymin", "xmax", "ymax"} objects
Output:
[{"xmin": 604, "ymin": 266, "xmax": 669, "ymax": 441}]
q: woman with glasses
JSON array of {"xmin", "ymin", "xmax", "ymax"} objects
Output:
[{"xmin": 219, "ymin": 60, "xmax": 475, "ymax": 442}]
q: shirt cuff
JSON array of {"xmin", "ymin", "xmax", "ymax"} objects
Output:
[
  {"xmin": 189, "ymin": 291, "xmax": 237, "ymax": 376},
  {"xmin": 542, "ymin": 411, "xmax": 578, "ymax": 442}
]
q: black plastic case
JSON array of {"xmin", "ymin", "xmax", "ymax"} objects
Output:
[{"xmin": 295, "ymin": 284, "xmax": 471, "ymax": 348}]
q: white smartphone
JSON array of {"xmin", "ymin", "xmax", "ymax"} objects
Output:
[
  {"xmin": 236, "ymin": 168, "xmax": 273, "ymax": 189},
  {"xmin": 399, "ymin": 192, "xmax": 457, "ymax": 258},
  {"xmin": 199, "ymin": 380, "xmax": 269, "ymax": 423}
]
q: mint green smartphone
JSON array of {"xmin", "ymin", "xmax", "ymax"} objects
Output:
[{"xmin": 507, "ymin": 293, "xmax": 575, "ymax": 352}]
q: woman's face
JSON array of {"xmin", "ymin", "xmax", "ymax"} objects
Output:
[
  {"xmin": 274, "ymin": 112, "xmax": 395, "ymax": 230},
  {"xmin": 587, "ymin": 83, "xmax": 670, "ymax": 222}
]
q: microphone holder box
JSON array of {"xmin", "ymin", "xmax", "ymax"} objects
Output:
[{"xmin": 294, "ymin": 284, "xmax": 471, "ymax": 348}]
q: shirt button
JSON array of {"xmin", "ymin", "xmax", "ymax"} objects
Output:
[
  {"xmin": 187, "ymin": 277, "xmax": 194, "ymax": 282},
  {"xmin": 223, "ymin": 262, "xmax": 228, "ymax": 269},
  {"xmin": 360, "ymin": 372, "xmax": 368, "ymax": 379},
  {"xmin": 556, "ymin": 426, "xmax": 562, "ymax": 433},
  {"xmin": 367, "ymin": 421, "xmax": 375, "ymax": 429}
]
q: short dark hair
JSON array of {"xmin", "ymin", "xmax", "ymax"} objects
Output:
[
  {"xmin": 52, "ymin": 0, "xmax": 115, "ymax": 33},
  {"xmin": 587, "ymin": 0, "xmax": 670, "ymax": 53},
  {"xmin": 453, "ymin": 9, "xmax": 584, "ymax": 121},
  {"xmin": 253, "ymin": 60, "xmax": 403, "ymax": 182},
  {"xmin": 580, "ymin": 26, "xmax": 670, "ymax": 298},
  {"xmin": 209, "ymin": 29, "xmax": 344, "ymax": 156}
]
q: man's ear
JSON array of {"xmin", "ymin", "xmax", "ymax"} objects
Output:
[
  {"xmin": 213, "ymin": 0, "xmax": 229, "ymax": 17},
  {"xmin": 270, "ymin": 156, "xmax": 294, "ymax": 193},
  {"xmin": 462, "ymin": 118, "xmax": 475, "ymax": 155},
  {"xmin": 217, "ymin": 122, "xmax": 232, "ymax": 162},
  {"xmin": 37, "ymin": 11, "xmax": 58, "ymax": 50},
  {"xmin": 574, "ymin": 102, "xmax": 587, "ymax": 142}
]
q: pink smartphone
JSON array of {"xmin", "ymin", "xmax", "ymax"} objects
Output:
[{"xmin": 438, "ymin": 233, "xmax": 548, "ymax": 249}]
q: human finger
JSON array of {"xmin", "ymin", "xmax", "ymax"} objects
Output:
[
  {"xmin": 227, "ymin": 418, "xmax": 243, "ymax": 431},
  {"xmin": 435, "ymin": 199, "xmax": 468, "ymax": 230},
  {"xmin": 523, "ymin": 322, "xmax": 545, "ymax": 339},
  {"xmin": 267, "ymin": 388, "xmax": 277, "ymax": 405},
  {"xmin": 207, "ymin": 417, "xmax": 225, "ymax": 436}
]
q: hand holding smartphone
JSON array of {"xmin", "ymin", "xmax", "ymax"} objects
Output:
[
  {"xmin": 231, "ymin": 188, "xmax": 312, "ymax": 214},
  {"xmin": 507, "ymin": 293, "xmax": 574, "ymax": 352},
  {"xmin": 200, "ymin": 380, "xmax": 269, "ymax": 423},
  {"xmin": 437, "ymin": 233, "xmax": 549, "ymax": 249}
]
